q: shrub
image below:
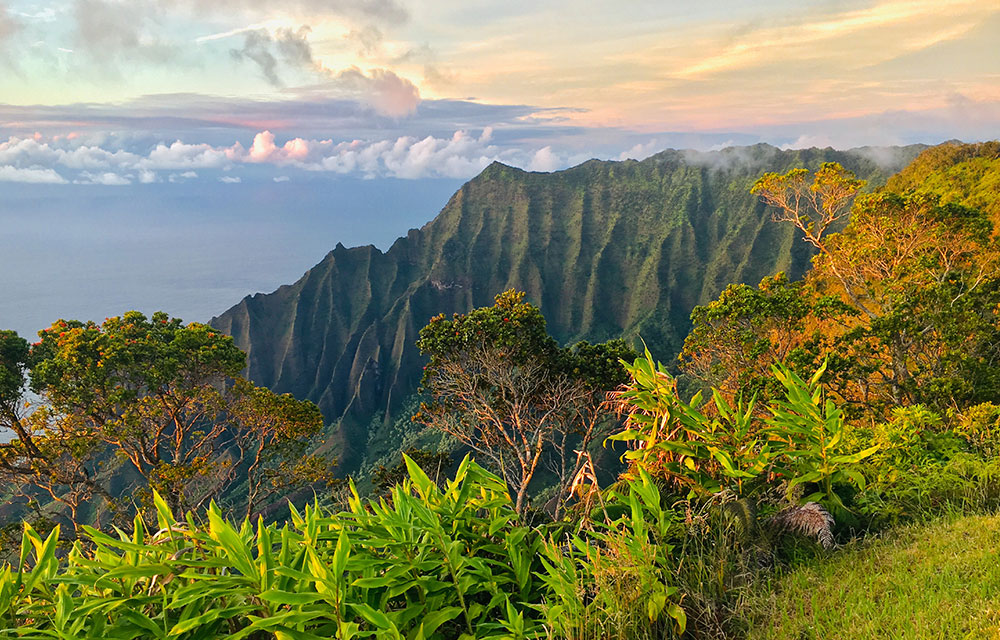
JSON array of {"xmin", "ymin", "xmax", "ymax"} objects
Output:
[{"xmin": 0, "ymin": 456, "xmax": 686, "ymax": 640}]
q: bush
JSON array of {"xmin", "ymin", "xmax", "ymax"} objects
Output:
[{"xmin": 0, "ymin": 456, "xmax": 686, "ymax": 640}]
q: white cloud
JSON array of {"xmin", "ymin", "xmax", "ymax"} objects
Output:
[
  {"xmin": 58, "ymin": 145, "xmax": 139, "ymax": 169},
  {"xmin": 246, "ymin": 130, "xmax": 318, "ymax": 163},
  {"xmin": 77, "ymin": 171, "xmax": 131, "ymax": 185},
  {"xmin": 780, "ymin": 134, "xmax": 837, "ymax": 150},
  {"xmin": 218, "ymin": 175, "xmax": 241, "ymax": 183},
  {"xmin": 618, "ymin": 139, "xmax": 660, "ymax": 161},
  {"xmin": 236, "ymin": 127, "xmax": 507, "ymax": 179},
  {"xmin": 0, "ymin": 137, "xmax": 59, "ymax": 166},
  {"xmin": 0, "ymin": 165, "xmax": 67, "ymax": 183},
  {"xmin": 168, "ymin": 170, "xmax": 199, "ymax": 182},
  {"xmin": 142, "ymin": 141, "xmax": 231, "ymax": 169},
  {"xmin": 528, "ymin": 146, "xmax": 560, "ymax": 172},
  {"xmin": 0, "ymin": 128, "xmax": 580, "ymax": 183}
]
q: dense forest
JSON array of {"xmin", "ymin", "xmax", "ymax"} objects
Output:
[{"xmin": 1, "ymin": 140, "xmax": 999, "ymax": 639}]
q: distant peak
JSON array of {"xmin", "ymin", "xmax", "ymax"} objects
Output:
[{"xmin": 476, "ymin": 160, "xmax": 523, "ymax": 180}]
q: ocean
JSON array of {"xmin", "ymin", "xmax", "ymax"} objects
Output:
[{"xmin": 0, "ymin": 176, "xmax": 463, "ymax": 339}]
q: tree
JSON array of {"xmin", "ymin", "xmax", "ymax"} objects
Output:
[
  {"xmin": 414, "ymin": 290, "xmax": 634, "ymax": 515},
  {"xmin": 679, "ymin": 272, "xmax": 854, "ymax": 402},
  {"xmin": 0, "ymin": 311, "xmax": 329, "ymax": 530},
  {"xmin": 683, "ymin": 164, "xmax": 1000, "ymax": 416},
  {"xmin": 752, "ymin": 162, "xmax": 868, "ymax": 315},
  {"xmin": 813, "ymin": 192, "xmax": 1000, "ymax": 409}
]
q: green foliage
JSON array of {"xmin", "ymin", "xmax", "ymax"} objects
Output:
[
  {"xmin": 751, "ymin": 162, "xmax": 865, "ymax": 244},
  {"xmin": 0, "ymin": 456, "xmax": 685, "ymax": 640},
  {"xmin": 417, "ymin": 290, "xmax": 559, "ymax": 385},
  {"xmin": 857, "ymin": 405, "xmax": 953, "ymax": 475},
  {"xmin": 609, "ymin": 351, "xmax": 768, "ymax": 497},
  {"xmin": 685, "ymin": 156, "xmax": 1000, "ymax": 418},
  {"xmin": 680, "ymin": 272, "xmax": 854, "ymax": 402},
  {"xmin": 855, "ymin": 453, "xmax": 1000, "ymax": 529},
  {"xmin": 0, "ymin": 330, "xmax": 29, "ymax": 408},
  {"xmin": 764, "ymin": 363, "xmax": 877, "ymax": 512},
  {"xmin": 415, "ymin": 290, "xmax": 634, "ymax": 514},
  {"xmin": 0, "ymin": 311, "xmax": 327, "ymax": 530},
  {"xmin": 953, "ymin": 402, "xmax": 1000, "ymax": 458},
  {"xmin": 886, "ymin": 140, "xmax": 1000, "ymax": 219},
  {"xmin": 539, "ymin": 468, "xmax": 686, "ymax": 639},
  {"xmin": 371, "ymin": 447, "xmax": 452, "ymax": 495},
  {"xmin": 609, "ymin": 353, "xmax": 875, "ymax": 513}
]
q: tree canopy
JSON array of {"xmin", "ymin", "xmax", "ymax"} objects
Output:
[
  {"xmin": 414, "ymin": 290, "xmax": 635, "ymax": 515},
  {"xmin": 0, "ymin": 311, "xmax": 328, "ymax": 530},
  {"xmin": 683, "ymin": 163, "xmax": 1000, "ymax": 416}
]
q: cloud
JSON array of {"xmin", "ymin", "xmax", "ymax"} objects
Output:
[
  {"xmin": 63, "ymin": 0, "xmax": 406, "ymax": 75},
  {"xmin": 0, "ymin": 165, "xmax": 66, "ymax": 183},
  {"xmin": 327, "ymin": 67, "xmax": 420, "ymax": 117},
  {"xmin": 77, "ymin": 171, "xmax": 131, "ymax": 185},
  {"xmin": 779, "ymin": 134, "xmax": 837, "ymax": 150},
  {"xmin": 617, "ymin": 139, "xmax": 660, "ymax": 161},
  {"xmin": 0, "ymin": 136, "xmax": 139, "ymax": 171},
  {"xmin": 275, "ymin": 26, "xmax": 312, "ymax": 67},
  {"xmin": 219, "ymin": 175, "xmax": 241, "ymax": 183},
  {"xmin": 246, "ymin": 130, "xmax": 315, "ymax": 163},
  {"xmin": 73, "ymin": 0, "xmax": 176, "ymax": 65},
  {"xmin": 527, "ymin": 146, "xmax": 560, "ymax": 172},
  {"xmin": 676, "ymin": 0, "xmax": 991, "ymax": 79},
  {"xmin": 226, "ymin": 25, "xmax": 419, "ymax": 115},
  {"xmin": 166, "ymin": 170, "xmax": 197, "ymax": 182},
  {"xmin": 273, "ymin": 175, "xmax": 289, "ymax": 182},
  {"xmin": 229, "ymin": 26, "xmax": 319, "ymax": 87},
  {"xmin": 347, "ymin": 25, "xmax": 382, "ymax": 56},
  {"xmin": 310, "ymin": 128, "xmax": 512, "ymax": 178},
  {"xmin": 0, "ymin": 94, "xmax": 549, "ymax": 146},
  {"xmin": 230, "ymin": 30, "xmax": 282, "ymax": 85},
  {"xmin": 0, "ymin": 128, "xmax": 531, "ymax": 182},
  {"xmin": 58, "ymin": 145, "xmax": 140, "ymax": 169},
  {"xmin": 142, "ymin": 141, "xmax": 232, "ymax": 169},
  {"xmin": 0, "ymin": 137, "xmax": 59, "ymax": 166}
]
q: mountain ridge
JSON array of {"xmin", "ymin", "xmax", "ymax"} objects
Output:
[{"xmin": 210, "ymin": 143, "xmax": 926, "ymax": 471}]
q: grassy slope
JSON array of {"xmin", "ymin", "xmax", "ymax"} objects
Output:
[{"xmin": 748, "ymin": 513, "xmax": 1000, "ymax": 639}]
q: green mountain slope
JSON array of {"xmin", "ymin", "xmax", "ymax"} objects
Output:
[
  {"xmin": 210, "ymin": 144, "xmax": 923, "ymax": 472},
  {"xmin": 885, "ymin": 140, "xmax": 1000, "ymax": 219}
]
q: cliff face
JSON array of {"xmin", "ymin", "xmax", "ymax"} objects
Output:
[{"xmin": 210, "ymin": 144, "xmax": 923, "ymax": 470}]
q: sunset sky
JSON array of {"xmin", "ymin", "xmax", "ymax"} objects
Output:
[
  {"xmin": 1, "ymin": 0, "xmax": 997, "ymax": 184},
  {"xmin": 1, "ymin": 0, "xmax": 999, "ymax": 337}
]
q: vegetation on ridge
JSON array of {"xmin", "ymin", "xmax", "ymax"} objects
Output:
[
  {"xmin": 209, "ymin": 144, "xmax": 922, "ymax": 476},
  {"xmin": 2, "ymin": 142, "xmax": 1000, "ymax": 639}
]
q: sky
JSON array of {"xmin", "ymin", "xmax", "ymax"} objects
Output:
[{"xmin": 0, "ymin": 0, "xmax": 998, "ymax": 335}]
